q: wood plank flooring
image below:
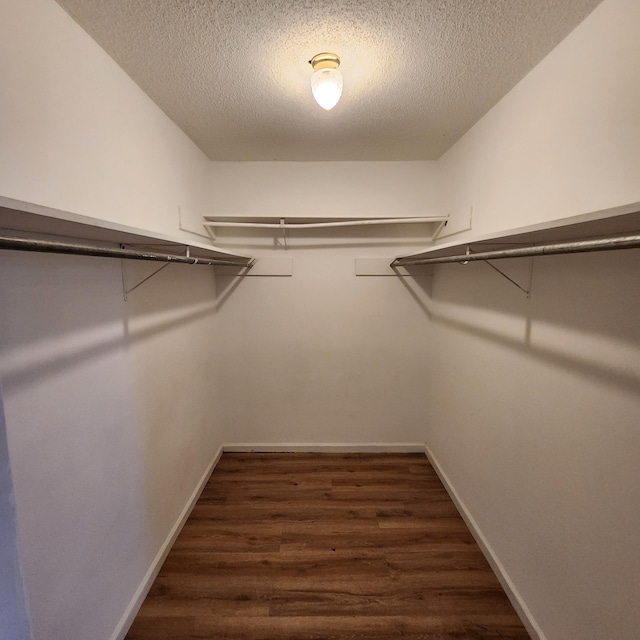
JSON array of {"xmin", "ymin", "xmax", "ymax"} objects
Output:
[{"xmin": 125, "ymin": 453, "xmax": 530, "ymax": 639}]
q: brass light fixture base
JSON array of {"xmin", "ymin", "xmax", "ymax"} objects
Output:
[{"xmin": 309, "ymin": 52, "xmax": 340, "ymax": 71}]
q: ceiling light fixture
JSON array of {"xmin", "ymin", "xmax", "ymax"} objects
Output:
[{"xmin": 309, "ymin": 53, "xmax": 342, "ymax": 111}]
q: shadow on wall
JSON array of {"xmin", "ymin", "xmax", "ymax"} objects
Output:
[
  {"xmin": 418, "ymin": 250, "xmax": 639, "ymax": 344},
  {"xmin": 0, "ymin": 388, "xmax": 33, "ymax": 640},
  {"xmin": 392, "ymin": 266, "xmax": 434, "ymax": 320},
  {"xmin": 0, "ymin": 249, "xmax": 239, "ymax": 640},
  {"xmin": 398, "ymin": 249, "xmax": 640, "ymax": 395},
  {"xmin": 122, "ymin": 258, "xmax": 249, "ymax": 331},
  {"xmin": 0, "ymin": 252, "xmax": 245, "ymax": 393}
]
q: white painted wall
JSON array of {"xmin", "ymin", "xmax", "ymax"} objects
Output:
[
  {"xmin": 425, "ymin": 252, "xmax": 640, "ymax": 640},
  {"xmin": 0, "ymin": 252, "xmax": 226, "ymax": 640},
  {"xmin": 0, "ymin": 0, "xmax": 211, "ymax": 238},
  {"xmin": 437, "ymin": 0, "xmax": 640, "ymax": 238},
  {"xmin": 209, "ymin": 161, "xmax": 439, "ymax": 447},
  {"xmin": 2, "ymin": 1, "xmax": 639, "ymax": 640},
  {"xmin": 424, "ymin": 0, "xmax": 640, "ymax": 638},
  {"xmin": 209, "ymin": 160, "xmax": 438, "ymax": 447},
  {"xmin": 211, "ymin": 161, "xmax": 439, "ymax": 218},
  {"xmin": 0, "ymin": 391, "xmax": 32, "ymax": 640},
  {"xmin": 213, "ymin": 244, "xmax": 435, "ymax": 446},
  {"xmin": 0, "ymin": 1, "xmax": 227, "ymax": 639}
]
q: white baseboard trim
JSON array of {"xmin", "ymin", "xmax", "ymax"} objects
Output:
[
  {"xmin": 222, "ymin": 442, "xmax": 426, "ymax": 453},
  {"xmin": 424, "ymin": 444, "xmax": 546, "ymax": 640},
  {"xmin": 110, "ymin": 445, "xmax": 224, "ymax": 640}
]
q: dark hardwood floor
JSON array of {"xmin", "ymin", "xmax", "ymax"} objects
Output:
[{"xmin": 125, "ymin": 453, "xmax": 530, "ymax": 639}]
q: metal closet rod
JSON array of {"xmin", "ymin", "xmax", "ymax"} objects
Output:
[
  {"xmin": 392, "ymin": 234, "xmax": 640, "ymax": 266},
  {"xmin": 205, "ymin": 216, "xmax": 448, "ymax": 230},
  {"xmin": 0, "ymin": 235, "xmax": 252, "ymax": 267}
]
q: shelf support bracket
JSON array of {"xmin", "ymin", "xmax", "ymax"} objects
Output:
[
  {"xmin": 432, "ymin": 219, "xmax": 448, "ymax": 241},
  {"xmin": 482, "ymin": 258, "xmax": 533, "ymax": 298},
  {"xmin": 120, "ymin": 243, "xmax": 179, "ymax": 300},
  {"xmin": 124, "ymin": 263, "xmax": 171, "ymax": 300}
]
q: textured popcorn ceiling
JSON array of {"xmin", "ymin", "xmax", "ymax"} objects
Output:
[{"xmin": 54, "ymin": 0, "xmax": 602, "ymax": 161}]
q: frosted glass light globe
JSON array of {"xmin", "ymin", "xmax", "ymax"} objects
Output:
[{"xmin": 310, "ymin": 68, "xmax": 343, "ymax": 110}]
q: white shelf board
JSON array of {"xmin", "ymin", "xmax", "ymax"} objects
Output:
[
  {"xmin": 395, "ymin": 202, "xmax": 640, "ymax": 262},
  {"xmin": 204, "ymin": 215, "xmax": 447, "ymax": 235},
  {"xmin": 0, "ymin": 196, "xmax": 253, "ymax": 263},
  {"xmin": 204, "ymin": 216, "xmax": 446, "ymax": 223}
]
